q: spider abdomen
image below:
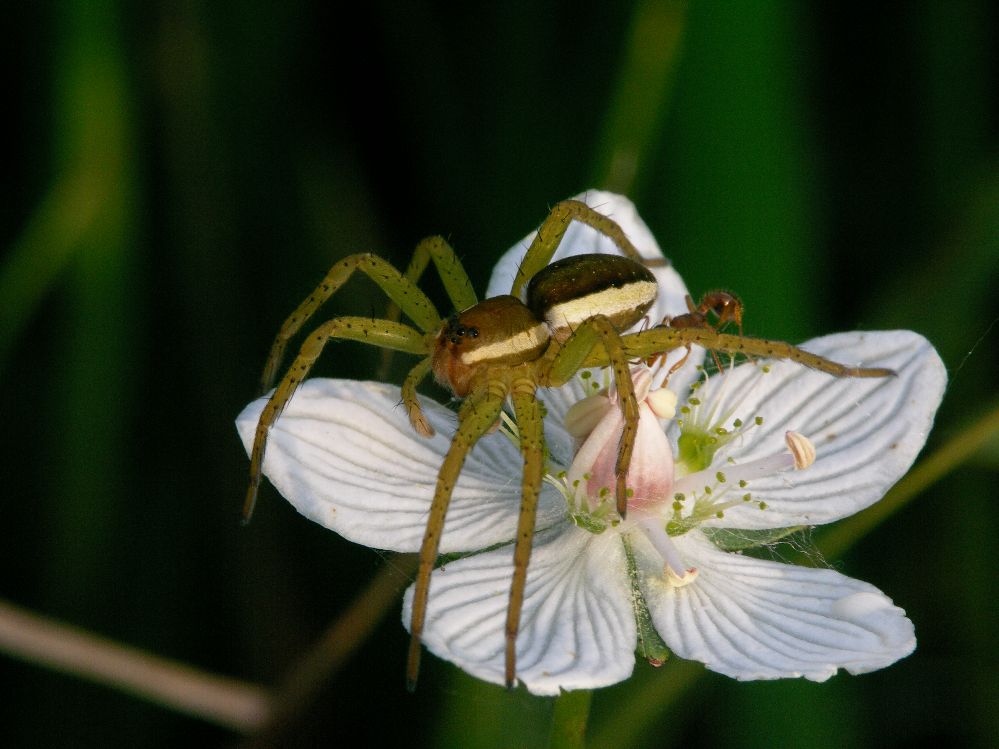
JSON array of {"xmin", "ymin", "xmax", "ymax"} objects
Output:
[{"xmin": 527, "ymin": 254, "xmax": 658, "ymax": 341}]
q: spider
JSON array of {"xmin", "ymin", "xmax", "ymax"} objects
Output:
[{"xmin": 242, "ymin": 199, "xmax": 894, "ymax": 690}]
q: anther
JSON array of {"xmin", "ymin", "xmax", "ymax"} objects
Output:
[
  {"xmin": 785, "ymin": 431, "xmax": 816, "ymax": 469},
  {"xmin": 665, "ymin": 566, "xmax": 699, "ymax": 588},
  {"xmin": 647, "ymin": 387, "xmax": 678, "ymax": 419}
]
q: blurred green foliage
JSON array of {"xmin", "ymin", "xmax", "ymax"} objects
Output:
[{"xmin": 2, "ymin": 1, "xmax": 996, "ymax": 747}]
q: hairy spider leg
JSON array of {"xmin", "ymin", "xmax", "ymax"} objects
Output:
[
  {"xmin": 608, "ymin": 327, "xmax": 896, "ymax": 379},
  {"xmin": 401, "ymin": 356, "xmax": 435, "ymax": 437},
  {"xmin": 407, "ymin": 382, "xmax": 508, "ymax": 691},
  {"xmin": 505, "ymin": 378, "xmax": 545, "ymax": 688},
  {"xmin": 243, "ymin": 316, "xmax": 430, "ymax": 523},
  {"xmin": 510, "ymin": 200, "xmax": 665, "ymax": 299},
  {"xmin": 544, "ymin": 315, "xmax": 640, "ymax": 519},
  {"xmin": 377, "ymin": 236, "xmax": 478, "ymax": 381},
  {"xmin": 259, "ymin": 254, "xmax": 441, "ymax": 395},
  {"xmin": 250, "ymin": 248, "xmax": 482, "ymax": 522}
]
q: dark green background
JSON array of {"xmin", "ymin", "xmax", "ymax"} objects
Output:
[{"xmin": 2, "ymin": 1, "xmax": 996, "ymax": 747}]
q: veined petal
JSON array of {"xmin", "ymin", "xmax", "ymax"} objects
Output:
[
  {"xmin": 403, "ymin": 523, "xmax": 637, "ymax": 695},
  {"xmin": 236, "ymin": 379, "xmax": 564, "ymax": 552},
  {"xmin": 679, "ymin": 330, "xmax": 945, "ymax": 529},
  {"xmin": 641, "ymin": 532, "xmax": 915, "ymax": 681}
]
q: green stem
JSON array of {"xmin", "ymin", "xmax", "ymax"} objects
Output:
[
  {"xmin": 245, "ymin": 554, "xmax": 418, "ymax": 746},
  {"xmin": 550, "ymin": 689, "xmax": 594, "ymax": 749},
  {"xmin": 591, "ymin": 0, "xmax": 687, "ymax": 196}
]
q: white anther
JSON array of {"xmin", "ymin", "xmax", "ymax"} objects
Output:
[
  {"xmin": 647, "ymin": 387, "xmax": 678, "ymax": 419},
  {"xmin": 785, "ymin": 431, "xmax": 816, "ymax": 470}
]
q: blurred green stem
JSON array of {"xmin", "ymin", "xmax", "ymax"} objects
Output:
[
  {"xmin": 591, "ymin": 0, "xmax": 687, "ymax": 196},
  {"xmin": 550, "ymin": 689, "xmax": 593, "ymax": 749},
  {"xmin": 0, "ymin": 168, "xmax": 103, "ymax": 375},
  {"xmin": 244, "ymin": 554, "xmax": 418, "ymax": 746}
]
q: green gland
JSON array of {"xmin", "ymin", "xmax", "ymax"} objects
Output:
[{"xmin": 677, "ymin": 428, "xmax": 727, "ymax": 473}]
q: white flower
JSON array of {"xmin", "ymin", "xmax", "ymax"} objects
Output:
[{"xmin": 236, "ymin": 193, "xmax": 946, "ymax": 696}]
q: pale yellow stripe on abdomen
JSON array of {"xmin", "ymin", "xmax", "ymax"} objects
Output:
[{"xmin": 545, "ymin": 280, "xmax": 658, "ymax": 333}]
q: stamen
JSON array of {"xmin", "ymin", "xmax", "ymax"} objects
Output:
[
  {"xmin": 673, "ymin": 451, "xmax": 795, "ymax": 496},
  {"xmin": 635, "ymin": 514, "xmax": 689, "ymax": 580},
  {"xmin": 665, "ymin": 566, "xmax": 699, "ymax": 588},
  {"xmin": 785, "ymin": 430, "xmax": 816, "ymax": 469}
]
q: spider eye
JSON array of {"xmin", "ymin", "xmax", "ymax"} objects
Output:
[
  {"xmin": 456, "ymin": 326, "xmax": 467, "ymax": 337},
  {"xmin": 468, "ymin": 327, "xmax": 479, "ymax": 338}
]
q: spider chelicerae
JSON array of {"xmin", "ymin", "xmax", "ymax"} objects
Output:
[{"xmin": 242, "ymin": 199, "xmax": 893, "ymax": 690}]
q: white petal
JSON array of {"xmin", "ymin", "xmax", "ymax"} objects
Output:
[
  {"xmin": 641, "ymin": 532, "xmax": 915, "ymax": 681},
  {"xmin": 403, "ymin": 523, "xmax": 637, "ymax": 695},
  {"xmin": 236, "ymin": 379, "xmax": 564, "ymax": 552},
  {"xmin": 681, "ymin": 330, "xmax": 946, "ymax": 529}
]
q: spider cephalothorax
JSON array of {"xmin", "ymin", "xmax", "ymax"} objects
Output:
[
  {"xmin": 432, "ymin": 296, "xmax": 549, "ymax": 398},
  {"xmin": 243, "ymin": 198, "xmax": 893, "ymax": 690}
]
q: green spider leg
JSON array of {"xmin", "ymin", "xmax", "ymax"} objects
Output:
[
  {"xmin": 543, "ymin": 314, "xmax": 640, "ymax": 519},
  {"xmin": 401, "ymin": 356, "xmax": 436, "ymax": 437},
  {"xmin": 258, "ymin": 253, "xmax": 441, "ymax": 395},
  {"xmin": 395, "ymin": 235, "xmax": 478, "ymax": 318},
  {"xmin": 243, "ymin": 317, "xmax": 428, "ymax": 522},
  {"xmin": 377, "ymin": 236, "xmax": 478, "ymax": 381},
  {"xmin": 510, "ymin": 199, "xmax": 667, "ymax": 299},
  {"xmin": 246, "ymin": 248, "xmax": 477, "ymax": 523},
  {"xmin": 611, "ymin": 328, "xmax": 896, "ymax": 378},
  {"xmin": 505, "ymin": 378, "xmax": 545, "ymax": 688},
  {"xmin": 406, "ymin": 381, "xmax": 508, "ymax": 691}
]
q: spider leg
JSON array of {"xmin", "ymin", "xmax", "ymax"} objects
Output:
[
  {"xmin": 377, "ymin": 236, "xmax": 478, "ymax": 381},
  {"xmin": 398, "ymin": 235, "xmax": 478, "ymax": 314},
  {"xmin": 244, "ymin": 317, "xmax": 430, "ymax": 523},
  {"xmin": 401, "ymin": 357, "xmax": 434, "ymax": 437},
  {"xmin": 505, "ymin": 378, "xmax": 545, "ymax": 688},
  {"xmin": 259, "ymin": 254, "xmax": 441, "ymax": 394},
  {"xmin": 665, "ymin": 343, "xmax": 693, "ymax": 380},
  {"xmin": 511, "ymin": 200, "xmax": 658, "ymax": 298},
  {"xmin": 406, "ymin": 382, "xmax": 508, "ymax": 691},
  {"xmin": 611, "ymin": 328, "xmax": 896, "ymax": 379},
  {"xmin": 543, "ymin": 315, "xmax": 639, "ymax": 518}
]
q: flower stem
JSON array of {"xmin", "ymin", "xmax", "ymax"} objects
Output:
[
  {"xmin": 245, "ymin": 553, "xmax": 418, "ymax": 746},
  {"xmin": 0, "ymin": 598, "xmax": 269, "ymax": 732},
  {"xmin": 550, "ymin": 689, "xmax": 594, "ymax": 749}
]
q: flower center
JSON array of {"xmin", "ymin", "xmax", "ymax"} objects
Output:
[{"xmin": 551, "ymin": 364, "xmax": 818, "ymax": 584}]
